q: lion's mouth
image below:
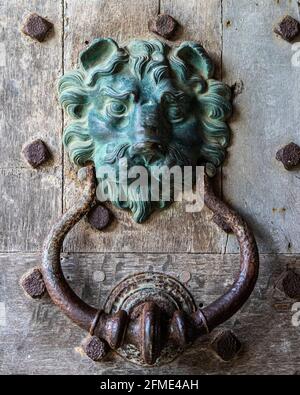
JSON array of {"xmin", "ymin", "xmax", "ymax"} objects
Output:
[
  {"xmin": 128, "ymin": 141, "xmax": 165, "ymax": 164},
  {"xmin": 102, "ymin": 141, "xmax": 190, "ymax": 168}
]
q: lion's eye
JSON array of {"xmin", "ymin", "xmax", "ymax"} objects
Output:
[
  {"xmin": 166, "ymin": 105, "xmax": 185, "ymax": 124},
  {"xmin": 106, "ymin": 101, "xmax": 128, "ymax": 118}
]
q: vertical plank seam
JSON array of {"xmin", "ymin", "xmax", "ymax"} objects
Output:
[
  {"xmin": 220, "ymin": 0, "xmax": 224, "ymax": 196},
  {"xmin": 220, "ymin": 0, "xmax": 229, "ymax": 254},
  {"xmin": 61, "ymin": 0, "xmax": 65, "ymax": 216}
]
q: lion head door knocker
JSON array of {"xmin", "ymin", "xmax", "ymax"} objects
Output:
[{"xmin": 21, "ymin": 39, "xmax": 259, "ymax": 366}]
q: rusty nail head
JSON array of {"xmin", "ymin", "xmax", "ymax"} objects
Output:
[
  {"xmin": 282, "ymin": 270, "xmax": 300, "ymax": 299},
  {"xmin": 21, "ymin": 13, "xmax": 53, "ymax": 42},
  {"xmin": 274, "ymin": 15, "xmax": 300, "ymax": 42},
  {"xmin": 276, "ymin": 142, "xmax": 300, "ymax": 170},
  {"xmin": 23, "ymin": 139, "xmax": 50, "ymax": 168},
  {"xmin": 179, "ymin": 271, "xmax": 191, "ymax": 284},
  {"xmin": 21, "ymin": 268, "xmax": 46, "ymax": 299},
  {"xmin": 231, "ymin": 79, "xmax": 244, "ymax": 98},
  {"xmin": 211, "ymin": 330, "xmax": 241, "ymax": 361},
  {"xmin": 149, "ymin": 14, "xmax": 179, "ymax": 39},
  {"xmin": 82, "ymin": 336, "xmax": 108, "ymax": 361},
  {"xmin": 87, "ymin": 204, "xmax": 111, "ymax": 231}
]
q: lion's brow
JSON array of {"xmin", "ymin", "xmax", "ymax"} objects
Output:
[{"xmin": 99, "ymin": 86, "xmax": 137, "ymax": 100}]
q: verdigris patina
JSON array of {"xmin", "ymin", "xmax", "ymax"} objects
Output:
[{"xmin": 59, "ymin": 38, "xmax": 231, "ymax": 222}]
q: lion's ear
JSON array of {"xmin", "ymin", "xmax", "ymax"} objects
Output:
[
  {"xmin": 170, "ymin": 42, "xmax": 214, "ymax": 80},
  {"xmin": 80, "ymin": 38, "xmax": 119, "ymax": 71}
]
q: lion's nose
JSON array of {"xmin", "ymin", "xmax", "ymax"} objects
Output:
[
  {"xmin": 133, "ymin": 141, "xmax": 163, "ymax": 153},
  {"xmin": 141, "ymin": 104, "xmax": 159, "ymax": 130}
]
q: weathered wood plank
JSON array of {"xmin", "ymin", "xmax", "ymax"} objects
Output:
[
  {"xmin": 222, "ymin": 0, "xmax": 300, "ymax": 253},
  {"xmin": 0, "ymin": 0, "xmax": 62, "ymax": 168},
  {"xmin": 0, "ymin": 1, "xmax": 63, "ymax": 252},
  {"xmin": 1, "ymin": 252, "xmax": 299, "ymax": 375},
  {"xmin": 63, "ymin": 0, "xmax": 226, "ymax": 253},
  {"xmin": 0, "ymin": 168, "xmax": 62, "ymax": 252},
  {"xmin": 160, "ymin": 0, "xmax": 222, "ymax": 72}
]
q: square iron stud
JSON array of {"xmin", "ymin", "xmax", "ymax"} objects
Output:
[
  {"xmin": 211, "ymin": 330, "xmax": 241, "ymax": 361},
  {"xmin": 23, "ymin": 139, "xmax": 50, "ymax": 168},
  {"xmin": 87, "ymin": 205, "xmax": 111, "ymax": 231},
  {"xmin": 148, "ymin": 14, "xmax": 179, "ymax": 39},
  {"xmin": 274, "ymin": 15, "xmax": 300, "ymax": 42},
  {"xmin": 276, "ymin": 142, "xmax": 300, "ymax": 170},
  {"xmin": 21, "ymin": 13, "xmax": 53, "ymax": 42},
  {"xmin": 82, "ymin": 336, "xmax": 108, "ymax": 361},
  {"xmin": 20, "ymin": 268, "xmax": 46, "ymax": 299},
  {"xmin": 212, "ymin": 213, "xmax": 232, "ymax": 234},
  {"xmin": 282, "ymin": 270, "xmax": 300, "ymax": 299}
]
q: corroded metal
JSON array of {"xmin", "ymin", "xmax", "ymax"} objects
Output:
[
  {"xmin": 276, "ymin": 142, "xmax": 300, "ymax": 170},
  {"xmin": 104, "ymin": 272, "xmax": 196, "ymax": 366},
  {"xmin": 274, "ymin": 15, "xmax": 300, "ymax": 42},
  {"xmin": 20, "ymin": 267, "xmax": 46, "ymax": 299},
  {"xmin": 59, "ymin": 38, "xmax": 232, "ymax": 223},
  {"xmin": 87, "ymin": 204, "xmax": 111, "ymax": 231},
  {"xmin": 27, "ymin": 166, "xmax": 259, "ymax": 366},
  {"xmin": 22, "ymin": 139, "xmax": 50, "ymax": 168},
  {"xmin": 148, "ymin": 14, "xmax": 179, "ymax": 39},
  {"xmin": 21, "ymin": 36, "xmax": 259, "ymax": 367},
  {"xmin": 211, "ymin": 330, "xmax": 241, "ymax": 362},
  {"xmin": 21, "ymin": 13, "xmax": 53, "ymax": 42}
]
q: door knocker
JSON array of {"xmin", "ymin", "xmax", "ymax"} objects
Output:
[{"xmin": 21, "ymin": 38, "xmax": 259, "ymax": 366}]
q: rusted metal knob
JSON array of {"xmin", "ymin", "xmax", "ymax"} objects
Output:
[
  {"xmin": 139, "ymin": 302, "xmax": 162, "ymax": 365},
  {"xmin": 93, "ymin": 310, "xmax": 128, "ymax": 350}
]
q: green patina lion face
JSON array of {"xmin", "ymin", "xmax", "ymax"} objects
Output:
[{"xmin": 59, "ymin": 38, "xmax": 231, "ymax": 223}]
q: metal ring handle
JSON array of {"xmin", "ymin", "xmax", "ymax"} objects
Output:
[{"xmin": 39, "ymin": 167, "xmax": 259, "ymax": 365}]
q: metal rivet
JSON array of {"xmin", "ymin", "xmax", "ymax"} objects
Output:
[
  {"xmin": 87, "ymin": 205, "xmax": 112, "ymax": 231},
  {"xmin": 213, "ymin": 213, "xmax": 232, "ymax": 234},
  {"xmin": 274, "ymin": 15, "xmax": 300, "ymax": 42},
  {"xmin": 211, "ymin": 330, "xmax": 242, "ymax": 361},
  {"xmin": 21, "ymin": 13, "xmax": 53, "ymax": 42},
  {"xmin": 82, "ymin": 336, "xmax": 108, "ymax": 361},
  {"xmin": 282, "ymin": 270, "xmax": 300, "ymax": 299},
  {"xmin": 20, "ymin": 268, "xmax": 46, "ymax": 299},
  {"xmin": 93, "ymin": 271, "xmax": 106, "ymax": 282},
  {"xmin": 276, "ymin": 142, "xmax": 300, "ymax": 170},
  {"xmin": 148, "ymin": 14, "xmax": 179, "ymax": 39},
  {"xmin": 22, "ymin": 139, "xmax": 50, "ymax": 168}
]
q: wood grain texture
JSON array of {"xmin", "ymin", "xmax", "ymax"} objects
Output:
[
  {"xmin": 2, "ymin": 0, "xmax": 300, "ymax": 376},
  {"xmin": 0, "ymin": 1, "xmax": 62, "ymax": 252},
  {"xmin": 222, "ymin": 0, "xmax": 300, "ymax": 254},
  {"xmin": 160, "ymin": 0, "xmax": 222, "ymax": 73},
  {"xmin": 1, "ymin": 252, "xmax": 300, "ymax": 375},
  {"xmin": 0, "ymin": 0, "xmax": 62, "ymax": 168},
  {"xmin": 0, "ymin": 168, "xmax": 62, "ymax": 252},
  {"xmin": 63, "ymin": 0, "xmax": 226, "ymax": 254}
]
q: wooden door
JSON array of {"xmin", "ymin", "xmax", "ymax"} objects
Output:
[{"xmin": 1, "ymin": 0, "xmax": 300, "ymax": 374}]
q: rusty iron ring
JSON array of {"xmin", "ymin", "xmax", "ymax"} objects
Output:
[{"xmin": 38, "ymin": 166, "xmax": 259, "ymax": 365}]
